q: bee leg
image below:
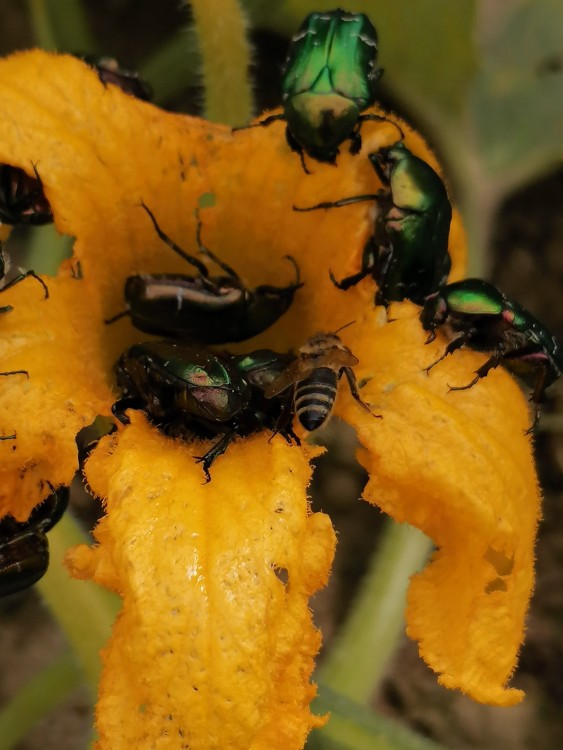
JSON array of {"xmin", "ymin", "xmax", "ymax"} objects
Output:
[{"xmin": 343, "ymin": 367, "xmax": 381, "ymax": 418}]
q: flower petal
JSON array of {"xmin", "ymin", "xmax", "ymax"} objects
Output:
[
  {"xmin": 0, "ymin": 274, "xmax": 111, "ymax": 518},
  {"xmin": 0, "ymin": 50, "xmax": 465, "ymax": 357},
  {"xmin": 1, "ymin": 47, "xmax": 530, "ymax": 715},
  {"xmin": 337, "ymin": 302, "xmax": 540, "ymax": 705},
  {"xmin": 0, "ymin": 50, "xmax": 465, "ymax": 514},
  {"xmin": 67, "ymin": 415, "xmax": 335, "ymax": 749}
]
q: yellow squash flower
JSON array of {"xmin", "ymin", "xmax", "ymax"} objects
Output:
[{"xmin": 0, "ymin": 50, "xmax": 539, "ymax": 747}]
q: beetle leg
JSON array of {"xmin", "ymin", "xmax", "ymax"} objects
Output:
[
  {"xmin": 342, "ymin": 367, "xmax": 381, "ymax": 417},
  {"xmin": 294, "ymin": 194, "xmax": 379, "ymax": 212},
  {"xmin": 111, "ymin": 397, "xmax": 145, "ymax": 425},
  {"xmin": 447, "ymin": 351, "xmax": 504, "ymax": 393},
  {"xmin": 358, "ymin": 113, "xmax": 405, "ymax": 143},
  {"xmin": 0, "ymin": 369, "xmax": 29, "ymax": 378},
  {"xmin": 348, "ymin": 127, "xmax": 363, "ymax": 155},
  {"xmin": 329, "ymin": 265, "xmax": 371, "ymax": 291},
  {"xmin": 283, "ymin": 128, "xmax": 312, "ymax": 175},
  {"xmin": 70, "ymin": 260, "xmax": 83, "ymax": 280},
  {"xmin": 9, "ymin": 162, "xmax": 51, "ymax": 215},
  {"xmin": 0, "ymin": 304, "xmax": 13, "ymax": 315},
  {"xmin": 269, "ymin": 389, "xmax": 297, "ymax": 442},
  {"xmin": 424, "ymin": 333, "xmax": 468, "ymax": 374},
  {"xmin": 140, "ymin": 202, "xmax": 212, "ymax": 280},
  {"xmin": 194, "ymin": 431, "xmax": 235, "ymax": 483},
  {"xmin": 330, "ymin": 242, "xmax": 376, "ymax": 291},
  {"xmin": 105, "ymin": 308, "xmax": 131, "ymax": 325},
  {"xmin": 232, "ymin": 113, "xmax": 285, "ymax": 132},
  {"xmin": 0, "ymin": 270, "xmax": 49, "ymax": 299},
  {"xmin": 195, "ymin": 211, "xmax": 240, "ymax": 281},
  {"xmin": 530, "ymin": 363, "xmax": 549, "ymax": 407},
  {"xmin": 525, "ymin": 365, "xmax": 549, "ymax": 433},
  {"xmin": 0, "ymin": 433, "xmax": 16, "ymax": 441},
  {"xmin": 282, "ymin": 255, "xmax": 302, "ymax": 286}
]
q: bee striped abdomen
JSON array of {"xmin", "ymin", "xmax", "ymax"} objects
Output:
[{"xmin": 295, "ymin": 367, "xmax": 338, "ymax": 430}]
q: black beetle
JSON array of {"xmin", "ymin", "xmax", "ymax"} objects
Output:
[
  {"xmin": 0, "ymin": 486, "xmax": 69, "ymax": 597},
  {"xmin": 107, "ymin": 204, "xmax": 302, "ymax": 344},
  {"xmin": 77, "ymin": 54, "xmax": 153, "ymax": 101},
  {"xmin": 0, "ymin": 162, "xmax": 53, "ymax": 226}
]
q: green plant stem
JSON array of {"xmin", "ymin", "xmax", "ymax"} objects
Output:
[
  {"xmin": 36, "ymin": 513, "xmax": 120, "ymax": 696},
  {"xmin": 308, "ymin": 686, "xmax": 446, "ymax": 750},
  {"xmin": 27, "ymin": 0, "xmax": 58, "ymax": 50},
  {"xmin": 318, "ymin": 520, "xmax": 432, "ymax": 704},
  {"xmin": 139, "ymin": 29, "xmax": 200, "ymax": 106},
  {"xmin": 27, "ymin": 0, "xmax": 96, "ymax": 52},
  {"xmin": 0, "ymin": 651, "xmax": 82, "ymax": 750},
  {"xmin": 189, "ymin": 0, "xmax": 254, "ymax": 125}
]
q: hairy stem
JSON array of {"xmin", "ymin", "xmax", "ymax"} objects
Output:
[{"xmin": 189, "ymin": 0, "xmax": 254, "ymax": 125}]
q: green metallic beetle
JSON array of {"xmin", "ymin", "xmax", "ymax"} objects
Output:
[
  {"xmin": 251, "ymin": 10, "xmax": 401, "ymax": 170},
  {"xmin": 112, "ymin": 341, "xmax": 300, "ymax": 480},
  {"xmin": 421, "ymin": 278, "xmax": 563, "ymax": 429},
  {"xmin": 295, "ymin": 141, "xmax": 452, "ymax": 305}
]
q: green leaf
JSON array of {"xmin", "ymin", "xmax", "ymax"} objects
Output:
[
  {"xmin": 317, "ymin": 521, "xmax": 431, "ymax": 704},
  {"xmin": 139, "ymin": 29, "xmax": 200, "ymax": 106},
  {"xmin": 471, "ymin": 0, "xmax": 563, "ymax": 185},
  {"xmin": 27, "ymin": 0, "xmax": 97, "ymax": 53},
  {"xmin": 37, "ymin": 513, "xmax": 120, "ymax": 695}
]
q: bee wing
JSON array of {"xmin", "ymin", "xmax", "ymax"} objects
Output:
[
  {"xmin": 264, "ymin": 348, "xmax": 359, "ymax": 398},
  {"xmin": 313, "ymin": 349, "xmax": 359, "ymax": 370},
  {"xmin": 264, "ymin": 358, "xmax": 312, "ymax": 398}
]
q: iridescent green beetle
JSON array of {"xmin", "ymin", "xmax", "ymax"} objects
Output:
[
  {"xmin": 295, "ymin": 142, "xmax": 452, "ymax": 305},
  {"xmin": 421, "ymin": 278, "xmax": 563, "ymax": 429},
  {"xmin": 253, "ymin": 10, "xmax": 399, "ymax": 170},
  {"xmin": 112, "ymin": 341, "xmax": 300, "ymax": 480}
]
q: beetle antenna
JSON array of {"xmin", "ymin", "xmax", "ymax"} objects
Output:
[
  {"xmin": 358, "ymin": 114, "xmax": 405, "ymax": 144},
  {"xmin": 334, "ymin": 320, "xmax": 355, "ymax": 335},
  {"xmin": 193, "ymin": 208, "xmax": 240, "ymax": 280},
  {"xmin": 105, "ymin": 309, "xmax": 131, "ymax": 325},
  {"xmin": 140, "ymin": 202, "xmax": 210, "ymax": 278},
  {"xmin": 283, "ymin": 255, "xmax": 302, "ymax": 286}
]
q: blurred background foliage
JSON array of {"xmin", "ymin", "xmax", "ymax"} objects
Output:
[{"xmin": 1, "ymin": 1, "xmax": 563, "ymax": 749}]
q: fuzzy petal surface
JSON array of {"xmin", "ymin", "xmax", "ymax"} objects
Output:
[
  {"xmin": 67, "ymin": 415, "xmax": 335, "ymax": 750},
  {"xmin": 337, "ymin": 303, "xmax": 540, "ymax": 705},
  {"xmin": 0, "ymin": 274, "xmax": 111, "ymax": 518}
]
